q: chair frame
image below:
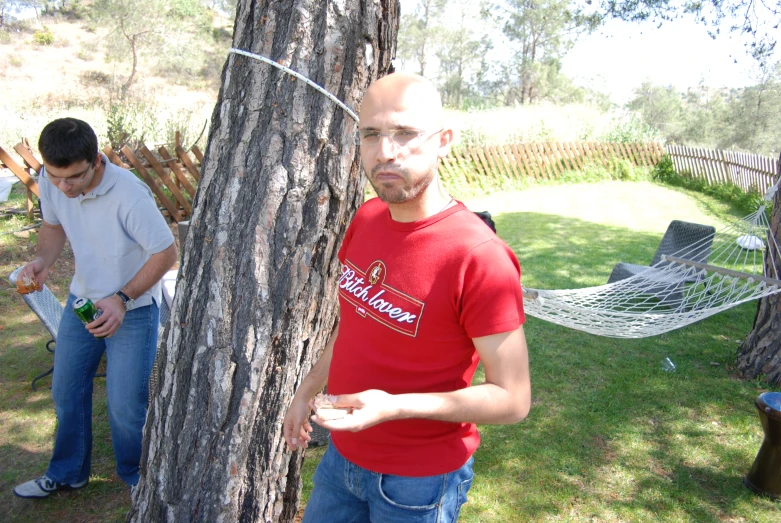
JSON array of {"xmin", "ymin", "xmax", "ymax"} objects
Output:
[
  {"xmin": 8, "ymin": 266, "xmax": 108, "ymax": 391},
  {"xmin": 607, "ymin": 220, "xmax": 717, "ymax": 306}
]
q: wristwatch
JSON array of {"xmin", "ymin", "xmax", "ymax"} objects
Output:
[{"xmin": 115, "ymin": 290, "xmax": 134, "ymax": 311}]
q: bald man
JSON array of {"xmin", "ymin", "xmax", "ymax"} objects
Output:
[{"xmin": 283, "ymin": 73, "xmax": 531, "ymax": 522}]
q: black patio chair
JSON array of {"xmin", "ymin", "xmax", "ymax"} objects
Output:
[{"xmin": 607, "ymin": 220, "xmax": 716, "ymax": 306}]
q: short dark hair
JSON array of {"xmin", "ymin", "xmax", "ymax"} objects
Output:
[{"xmin": 38, "ymin": 118, "xmax": 98, "ymax": 168}]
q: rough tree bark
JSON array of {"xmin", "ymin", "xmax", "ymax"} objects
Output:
[
  {"xmin": 736, "ymin": 154, "xmax": 781, "ymax": 385},
  {"xmin": 127, "ymin": 1, "xmax": 399, "ymax": 521}
]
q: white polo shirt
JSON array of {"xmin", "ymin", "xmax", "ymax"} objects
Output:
[{"xmin": 39, "ymin": 155, "xmax": 175, "ymax": 308}]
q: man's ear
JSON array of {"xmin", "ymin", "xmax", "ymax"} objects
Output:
[
  {"xmin": 93, "ymin": 152, "xmax": 102, "ymax": 167},
  {"xmin": 437, "ymin": 128, "xmax": 454, "ymax": 158}
]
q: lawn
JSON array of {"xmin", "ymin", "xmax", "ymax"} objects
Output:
[{"xmin": 1, "ymin": 180, "xmax": 779, "ymax": 522}]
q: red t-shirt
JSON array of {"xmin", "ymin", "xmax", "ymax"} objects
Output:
[{"xmin": 330, "ymin": 198, "xmax": 525, "ymax": 476}]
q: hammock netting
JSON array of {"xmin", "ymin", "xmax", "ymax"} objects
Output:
[{"xmin": 522, "ymin": 189, "xmax": 781, "ymax": 338}]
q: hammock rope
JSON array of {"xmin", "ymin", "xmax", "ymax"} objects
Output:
[{"xmin": 523, "ymin": 195, "xmax": 781, "ymax": 338}]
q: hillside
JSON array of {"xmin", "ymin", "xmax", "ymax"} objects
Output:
[{"xmin": 0, "ymin": 11, "xmax": 226, "ymax": 150}]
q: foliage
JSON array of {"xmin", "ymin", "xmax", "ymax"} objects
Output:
[
  {"xmin": 599, "ymin": 112, "xmax": 664, "ymax": 143},
  {"xmin": 1, "ymin": 0, "xmax": 41, "ymax": 27},
  {"xmin": 104, "ymin": 95, "xmax": 159, "ymax": 151},
  {"xmin": 558, "ymin": 158, "xmax": 652, "ymax": 184},
  {"xmin": 496, "ymin": 0, "xmax": 599, "ymax": 105},
  {"xmin": 162, "ymin": 108, "xmax": 207, "ymax": 149},
  {"xmin": 91, "ymin": 0, "xmax": 224, "ymax": 92},
  {"xmin": 627, "ymin": 63, "xmax": 781, "ymax": 157},
  {"xmin": 395, "ymin": 0, "xmax": 446, "ymax": 77},
  {"xmin": 652, "ymin": 155, "xmax": 770, "ymax": 215},
  {"xmin": 31, "ymin": 25, "xmax": 53, "ymax": 45},
  {"xmin": 397, "ymin": 0, "xmax": 609, "ymax": 109},
  {"xmin": 397, "ymin": 0, "xmax": 496, "ymax": 109},
  {"xmin": 600, "ymin": 0, "xmax": 781, "ymax": 65},
  {"xmin": 435, "ymin": 1, "xmax": 493, "ymax": 109},
  {"xmin": 626, "ymin": 80, "xmax": 685, "ymax": 141}
]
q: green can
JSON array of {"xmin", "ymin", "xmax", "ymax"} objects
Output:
[{"xmin": 73, "ymin": 297, "xmax": 103, "ymax": 325}]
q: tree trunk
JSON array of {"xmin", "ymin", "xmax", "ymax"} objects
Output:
[
  {"xmin": 127, "ymin": 1, "xmax": 399, "ymax": 521},
  {"xmin": 736, "ymin": 155, "xmax": 781, "ymax": 385}
]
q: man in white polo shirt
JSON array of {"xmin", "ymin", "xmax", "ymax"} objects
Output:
[{"xmin": 13, "ymin": 118, "xmax": 177, "ymax": 498}]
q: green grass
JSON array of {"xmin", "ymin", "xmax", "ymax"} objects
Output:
[{"xmin": 2, "ymin": 180, "xmax": 779, "ymax": 522}]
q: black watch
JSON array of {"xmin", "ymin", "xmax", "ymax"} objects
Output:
[{"xmin": 115, "ymin": 290, "xmax": 133, "ymax": 311}]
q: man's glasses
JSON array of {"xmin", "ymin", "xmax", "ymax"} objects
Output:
[
  {"xmin": 47, "ymin": 164, "xmax": 93, "ymax": 186},
  {"xmin": 358, "ymin": 128, "xmax": 443, "ymax": 151}
]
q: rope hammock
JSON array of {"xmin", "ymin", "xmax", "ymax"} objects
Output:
[{"xmin": 522, "ymin": 182, "xmax": 781, "ymax": 338}]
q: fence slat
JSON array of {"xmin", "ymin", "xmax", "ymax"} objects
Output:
[
  {"xmin": 122, "ymin": 146, "xmax": 183, "ymax": 222},
  {"xmin": 0, "ymin": 145, "xmax": 39, "ymax": 198},
  {"xmin": 140, "ymin": 146, "xmax": 192, "ymax": 215},
  {"xmin": 454, "ymin": 148, "xmax": 475, "ymax": 184},
  {"xmin": 13, "ymin": 143, "xmax": 42, "ymax": 173},
  {"xmin": 509, "ymin": 144, "xmax": 531, "ymax": 179},
  {"xmin": 663, "ymin": 145, "xmax": 776, "ymax": 194},
  {"xmin": 176, "ymin": 145, "xmax": 201, "ymax": 182},
  {"xmin": 191, "ymin": 145, "xmax": 204, "ymax": 163},
  {"xmin": 159, "ymin": 147, "xmax": 197, "ymax": 198}
]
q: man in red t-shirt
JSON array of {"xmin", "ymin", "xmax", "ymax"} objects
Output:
[{"xmin": 283, "ymin": 73, "xmax": 531, "ymax": 522}]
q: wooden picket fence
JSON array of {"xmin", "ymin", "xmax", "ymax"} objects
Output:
[
  {"xmin": 3, "ymin": 138, "xmax": 778, "ymax": 223},
  {"xmin": 666, "ymin": 145, "xmax": 780, "ymax": 195},
  {"xmin": 439, "ymin": 141, "xmax": 665, "ymax": 183},
  {"xmin": 0, "ymin": 140, "xmax": 202, "ymax": 223}
]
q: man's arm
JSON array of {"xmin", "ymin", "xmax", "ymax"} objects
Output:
[
  {"xmin": 89, "ymin": 242, "xmax": 178, "ymax": 338},
  {"xmin": 312, "ymin": 325, "xmax": 531, "ymax": 431},
  {"xmin": 283, "ymin": 321, "xmax": 339, "ymax": 451},
  {"xmin": 18, "ymin": 221, "xmax": 67, "ymax": 286}
]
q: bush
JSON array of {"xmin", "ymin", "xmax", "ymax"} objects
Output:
[
  {"xmin": 33, "ymin": 27, "xmax": 55, "ymax": 46},
  {"xmin": 601, "ymin": 113, "xmax": 664, "ymax": 143},
  {"xmin": 652, "ymin": 155, "xmax": 770, "ymax": 215}
]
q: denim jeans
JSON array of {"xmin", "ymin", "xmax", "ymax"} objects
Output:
[
  {"xmin": 46, "ymin": 294, "xmax": 158, "ymax": 486},
  {"xmin": 303, "ymin": 444, "xmax": 474, "ymax": 523}
]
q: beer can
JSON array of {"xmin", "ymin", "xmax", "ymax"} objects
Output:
[{"xmin": 73, "ymin": 297, "xmax": 103, "ymax": 325}]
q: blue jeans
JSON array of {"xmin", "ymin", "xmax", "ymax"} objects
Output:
[
  {"xmin": 304, "ymin": 444, "xmax": 474, "ymax": 523},
  {"xmin": 46, "ymin": 294, "xmax": 158, "ymax": 486}
]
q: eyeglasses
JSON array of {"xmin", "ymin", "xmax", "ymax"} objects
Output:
[
  {"xmin": 47, "ymin": 164, "xmax": 93, "ymax": 186},
  {"xmin": 358, "ymin": 128, "xmax": 443, "ymax": 150}
]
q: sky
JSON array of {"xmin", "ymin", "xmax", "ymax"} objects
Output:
[{"xmin": 560, "ymin": 15, "xmax": 773, "ymax": 103}]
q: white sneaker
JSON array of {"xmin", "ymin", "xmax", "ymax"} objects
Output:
[{"xmin": 13, "ymin": 475, "xmax": 88, "ymax": 499}]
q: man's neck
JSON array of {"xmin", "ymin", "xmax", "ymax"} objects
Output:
[{"xmin": 387, "ymin": 186, "xmax": 453, "ymax": 223}]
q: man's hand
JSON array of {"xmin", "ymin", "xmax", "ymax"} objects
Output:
[
  {"xmin": 310, "ymin": 390, "xmax": 398, "ymax": 432},
  {"xmin": 89, "ymin": 294, "xmax": 126, "ymax": 338},
  {"xmin": 283, "ymin": 395, "xmax": 314, "ymax": 451},
  {"xmin": 18, "ymin": 258, "xmax": 49, "ymax": 288}
]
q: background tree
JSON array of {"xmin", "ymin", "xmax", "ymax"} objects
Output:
[
  {"xmin": 92, "ymin": 0, "xmax": 215, "ymax": 92},
  {"xmin": 92, "ymin": 0, "xmax": 170, "ymax": 91},
  {"xmin": 435, "ymin": 0, "xmax": 492, "ymax": 108},
  {"xmin": 499, "ymin": 0, "xmax": 598, "ymax": 104},
  {"xmin": 396, "ymin": 0, "xmax": 446, "ymax": 76},
  {"xmin": 626, "ymin": 80, "xmax": 685, "ymax": 142},
  {"xmin": 126, "ymin": 0, "xmax": 399, "ymax": 521},
  {"xmin": 601, "ymin": 0, "xmax": 781, "ymax": 65},
  {"xmin": 719, "ymin": 61, "xmax": 781, "ymax": 155},
  {"xmin": 0, "ymin": 0, "xmax": 43, "ymax": 26}
]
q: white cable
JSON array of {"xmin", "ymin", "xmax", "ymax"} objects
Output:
[{"xmin": 228, "ymin": 48, "xmax": 359, "ymax": 122}]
